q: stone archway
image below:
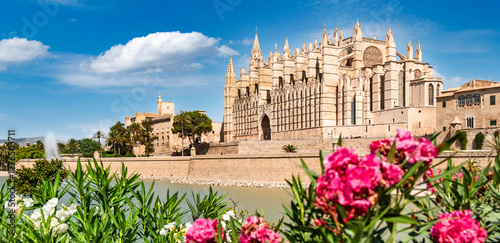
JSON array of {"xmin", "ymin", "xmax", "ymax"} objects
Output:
[{"xmin": 261, "ymin": 114, "xmax": 271, "ymax": 140}]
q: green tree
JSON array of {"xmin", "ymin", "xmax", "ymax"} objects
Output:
[
  {"xmin": 107, "ymin": 130, "xmax": 122, "ymax": 155},
  {"xmin": 0, "ymin": 142, "xmax": 19, "ymax": 169},
  {"xmin": 33, "ymin": 140, "xmax": 45, "ymax": 150},
  {"xmin": 66, "ymin": 138, "xmax": 79, "ymax": 157},
  {"xmin": 171, "ymin": 111, "xmax": 213, "ymax": 155},
  {"xmin": 141, "ymin": 118, "xmax": 158, "ymax": 157},
  {"xmin": 57, "ymin": 142, "xmax": 66, "ymax": 153},
  {"xmin": 15, "ymin": 146, "xmax": 45, "ymax": 161},
  {"xmin": 171, "ymin": 111, "xmax": 192, "ymax": 156},
  {"xmin": 10, "ymin": 158, "xmax": 68, "ymax": 195},
  {"xmin": 77, "ymin": 138, "xmax": 100, "ymax": 157},
  {"xmin": 109, "ymin": 121, "xmax": 131, "ymax": 155},
  {"xmin": 0, "ymin": 145, "xmax": 10, "ymax": 170},
  {"xmin": 93, "ymin": 131, "xmax": 106, "ymax": 157},
  {"xmin": 128, "ymin": 122, "xmax": 144, "ymax": 157}
]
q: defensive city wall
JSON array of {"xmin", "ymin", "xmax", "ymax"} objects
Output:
[{"xmin": 17, "ymin": 149, "xmax": 495, "ymax": 188}]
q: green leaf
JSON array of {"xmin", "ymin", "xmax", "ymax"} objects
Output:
[{"xmin": 383, "ymin": 215, "xmax": 417, "ymax": 224}]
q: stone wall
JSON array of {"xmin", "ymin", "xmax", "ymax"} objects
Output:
[
  {"xmin": 16, "ymin": 150, "xmax": 496, "ymax": 188},
  {"xmin": 17, "ymin": 153, "xmax": 322, "ymax": 187}
]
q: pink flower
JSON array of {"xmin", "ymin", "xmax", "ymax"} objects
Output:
[
  {"xmin": 430, "ymin": 210, "xmax": 487, "ymax": 243},
  {"xmin": 239, "ymin": 216, "xmax": 281, "ymax": 243},
  {"xmin": 381, "ymin": 162, "xmax": 403, "ymax": 187},
  {"xmin": 346, "ymin": 165, "xmax": 374, "ymax": 193},
  {"xmin": 417, "ymin": 138, "xmax": 439, "ymax": 165},
  {"xmin": 396, "ymin": 129, "xmax": 412, "ymax": 140},
  {"xmin": 344, "ymin": 199, "xmax": 371, "ymax": 222},
  {"xmin": 359, "ymin": 155, "xmax": 384, "ymax": 189},
  {"xmin": 324, "ymin": 147, "xmax": 359, "ymax": 174},
  {"xmin": 185, "ymin": 219, "xmax": 222, "ymax": 243}
]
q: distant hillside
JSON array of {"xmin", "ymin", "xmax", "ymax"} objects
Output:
[{"xmin": 0, "ymin": 137, "xmax": 45, "ymax": 146}]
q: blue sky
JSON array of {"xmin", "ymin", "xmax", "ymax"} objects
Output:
[{"xmin": 0, "ymin": 0, "xmax": 499, "ymax": 141}]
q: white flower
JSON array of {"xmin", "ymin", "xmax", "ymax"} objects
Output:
[
  {"xmin": 31, "ymin": 208, "xmax": 42, "ymax": 221},
  {"xmin": 159, "ymin": 227, "xmax": 168, "ymax": 236},
  {"xmin": 165, "ymin": 222, "xmax": 176, "ymax": 230},
  {"xmin": 23, "ymin": 198, "xmax": 34, "ymax": 208},
  {"xmin": 221, "ymin": 221, "xmax": 226, "ymax": 229},
  {"xmin": 66, "ymin": 204, "xmax": 77, "ymax": 215},
  {"xmin": 42, "ymin": 205, "xmax": 55, "ymax": 216},
  {"xmin": 55, "ymin": 209, "xmax": 69, "ymax": 221},
  {"xmin": 53, "ymin": 223, "xmax": 68, "ymax": 234},
  {"xmin": 50, "ymin": 218, "xmax": 59, "ymax": 227},
  {"xmin": 160, "ymin": 222, "xmax": 176, "ymax": 236},
  {"xmin": 222, "ymin": 210, "xmax": 236, "ymax": 221},
  {"xmin": 45, "ymin": 198, "xmax": 58, "ymax": 208},
  {"xmin": 184, "ymin": 222, "xmax": 193, "ymax": 233}
]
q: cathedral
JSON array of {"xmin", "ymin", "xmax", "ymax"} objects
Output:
[{"xmin": 222, "ymin": 20, "xmax": 443, "ymax": 142}]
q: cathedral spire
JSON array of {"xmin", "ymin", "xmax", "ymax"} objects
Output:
[
  {"xmin": 302, "ymin": 42, "xmax": 306, "ymax": 53},
  {"xmin": 340, "ymin": 28, "xmax": 344, "ymax": 43},
  {"xmin": 406, "ymin": 38, "xmax": 413, "ymax": 60},
  {"xmin": 328, "ymin": 33, "xmax": 332, "ymax": 45},
  {"xmin": 251, "ymin": 32, "xmax": 262, "ymax": 61},
  {"xmin": 353, "ymin": 19, "xmax": 362, "ymax": 40},
  {"xmin": 416, "ymin": 40, "xmax": 422, "ymax": 61},
  {"xmin": 226, "ymin": 56, "xmax": 236, "ymax": 84},
  {"xmin": 385, "ymin": 25, "xmax": 396, "ymax": 61},
  {"xmin": 283, "ymin": 38, "xmax": 291, "ymax": 60},
  {"xmin": 314, "ymin": 38, "xmax": 318, "ymax": 49},
  {"xmin": 322, "ymin": 25, "xmax": 328, "ymax": 45},
  {"xmin": 333, "ymin": 27, "xmax": 339, "ymax": 46}
]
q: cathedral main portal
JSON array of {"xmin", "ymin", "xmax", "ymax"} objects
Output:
[{"xmin": 261, "ymin": 115, "xmax": 271, "ymax": 140}]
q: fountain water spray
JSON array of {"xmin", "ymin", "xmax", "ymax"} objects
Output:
[{"xmin": 44, "ymin": 132, "xmax": 60, "ymax": 160}]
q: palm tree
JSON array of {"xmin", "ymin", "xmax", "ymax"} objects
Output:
[
  {"xmin": 57, "ymin": 143, "xmax": 66, "ymax": 154},
  {"xmin": 66, "ymin": 139, "xmax": 78, "ymax": 157},
  {"xmin": 0, "ymin": 145, "xmax": 9, "ymax": 170},
  {"xmin": 93, "ymin": 131, "xmax": 106, "ymax": 157},
  {"xmin": 34, "ymin": 140, "xmax": 45, "ymax": 150},
  {"xmin": 175, "ymin": 111, "xmax": 191, "ymax": 156},
  {"xmin": 107, "ymin": 130, "xmax": 123, "ymax": 155},
  {"xmin": 128, "ymin": 123, "xmax": 144, "ymax": 157}
]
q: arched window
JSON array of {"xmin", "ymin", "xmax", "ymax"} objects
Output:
[
  {"xmin": 474, "ymin": 93, "xmax": 480, "ymax": 105},
  {"xmin": 436, "ymin": 84, "xmax": 441, "ymax": 96},
  {"xmin": 351, "ymin": 96, "xmax": 356, "ymax": 125},
  {"xmin": 458, "ymin": 95, "xmax": 465, "ymax": 106},
  {"xmin": 466, "ymin": 94, "xmax": 473, "ymax": 106},
  {"xmin": 398, "ymin": 71, "xmax": 405, "ymax": 106},
  {"xmin": 380, "ymin": 75, "xmax": 385, "ymax": 110},
  {"xmin": 428, "ymin": 84, "xmax": 434, "ymax": 106}
]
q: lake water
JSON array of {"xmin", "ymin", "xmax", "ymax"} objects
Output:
[{"xmin": 0, "ymin": 177, "xmax": 291, "ymax": 223}]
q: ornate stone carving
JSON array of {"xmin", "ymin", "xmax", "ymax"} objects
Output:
[
  {"xmin": 414, "ymin": 69, "xmax": 423, "ymax": 79},
  {"xmin": 363, "ymin": 46, "xmax": 383, "ymax": 67}
]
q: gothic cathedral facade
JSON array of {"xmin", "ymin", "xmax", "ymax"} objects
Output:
[{"xmin": 222, "ymin": 21, "xmax": 443, "ymax": 142}]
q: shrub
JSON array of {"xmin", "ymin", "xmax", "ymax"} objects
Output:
[
  {"xmin": 9, "ymin": 159, "xmax": 68, "ymax": 195},
  {"xmin": 282, "ymin": 144, "xmax": 298, "ymax": 153},
  {"xmin": 495, "ymin": 130, "xmax": 500, "ymax": 139},
  {"xmin": 456, "ymin": 130, "xmax": 468, "ymax": 150},
  {"xmin": 125, "ymin": 152, "xmax": 135, "ymax": 157},
  {"xmin": 474, "ymin": 132, "xmax": 485, "ymax": 149}
]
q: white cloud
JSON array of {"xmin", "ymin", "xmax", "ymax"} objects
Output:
[
  {"xmin": 84, "ymin": 31, "xmax": 237, "ymax": 74},
  {"xmin": 0, "ymin": 37, "xmax": 49, "ymax": 70}
]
